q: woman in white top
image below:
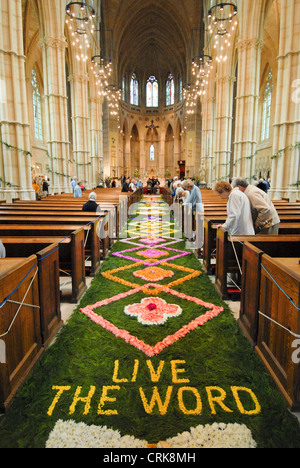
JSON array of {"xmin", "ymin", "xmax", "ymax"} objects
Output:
[{"xmin": 214, "ymin": 181, "xmax": 255, "ymax": 235}]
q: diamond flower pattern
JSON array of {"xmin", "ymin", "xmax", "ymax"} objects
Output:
[
  {"xmin": 80, "ymin": 195, "xmax": 223, "ymax": 356},
  {"xmin": 133, "ymin": 266, "xmax": 174, "ymax": 282},
  {"xmin": 136, "ymin": 249, "xmax": 169, "ymax": 259}
]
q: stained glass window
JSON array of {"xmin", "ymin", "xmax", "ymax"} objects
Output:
[
  {"xmin": 122, "ymin": 76, "xmax": 126, "ymax": 101},
  {"xmin": 130, "ymin": 73, "xmax": 139, "ymax": 105},
  {"xmin": 146, "ymin": 75, "xmax": 158, "ymax": 107},
  {"xmin": 32, "ymin": 69, "xmax": 43, "ymax": 141},
  {"xmin": 261, "ymin": 70, "xmax": 273, "ymax": 141},
  {"xmin": 179, "ymin": 76, "xmax": 183, "ymax": 101},
  {"xmin": 166, "ymin": 73, "xmax": 174, "ymax": 106},
  {"xmin": 150, "ymin": 144, "xmax": 155, "ymax": 161}
]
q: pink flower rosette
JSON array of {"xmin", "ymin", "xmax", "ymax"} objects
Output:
[{"xmin": 124, "ymin": 297, "xmax": 182, "ymax": 325}]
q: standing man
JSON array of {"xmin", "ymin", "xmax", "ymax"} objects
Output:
[
  {"xmin": 233, "ymin": 177, "xmax": 280, "ymax": 234},
  {"xmin": 71, "ymin": 176, "xmax": 77, "ymax": 192},
  {"xmin": 42, "ymin": 178, "xmax": 49, "ymax": 197}
]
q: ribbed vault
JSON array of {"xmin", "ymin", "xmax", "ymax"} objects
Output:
[{"xmin": 101, "ymin": 0, "xmax": 202, "ymax": 84}]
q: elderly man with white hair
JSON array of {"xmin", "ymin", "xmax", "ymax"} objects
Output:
[{"xmin": 233, "ymin": 177, "xmax": 280, "ymax": 234}]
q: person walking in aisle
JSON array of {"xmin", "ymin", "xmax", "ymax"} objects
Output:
[{"xmin": 74, "ymin": 180, "xmax": 82, "ymax": 198}]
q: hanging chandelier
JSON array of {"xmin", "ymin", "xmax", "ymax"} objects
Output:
[
  {"xmin": 91, "ymin": 55, "xmax": 112, "ymax": 97},
  {"xmin": 66, "ymin": 2, "xmax": 96, "ymax": 35},
  {"xmin": 192, "ymin": 55, "xmax": 213, "ymax": 96},
  {"xmin": 106, "ymin": 84, "xmax": 122, "ymax": 116},
  {"xmin": 183, "ymin": 84, "xmax": 198, "ymax": 115},
  {"xmin": 208, "ymin": 2, "xmax": 238, "ymax": 63},
  {"xmin": 66, "ymin": 2, "xmax": 96, "ymax": 61}
]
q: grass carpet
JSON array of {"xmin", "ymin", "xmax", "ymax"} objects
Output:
[{"xmin": 0, "ymin": 196, "xmax": 300, "ymax": 448}]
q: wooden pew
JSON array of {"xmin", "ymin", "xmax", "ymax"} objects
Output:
[
  {"xmin": 5, "ymin": 202, "xmax": 120, "ymax": 240},
  {"xmin": 239, "ymin": 239, "xmax": 300, "ymax": 347},
  {"xmin": 203, "ymin": 215, "xmax": 300, "ymax": 275},
  {"xmin": 0, "ymin": 246, "xmax": 63, "ymax": 411},
  {"xmin": 35, "ymin": 244, "xmax": 63, "ymax": 345},
  {"xmin": 1, "ymin": 230, "xmax": 86, "ymax": 304},
  {"xmin": 0, "ymin": 222, "xmax": 102, "ymax": 280},
  {"xmin": 256, "ymin": 255, "xmax": 300, "ymax": 410},
  {"xmin": 215, "ymin": 230, "xmax": 300, "ymax": 299},
  {"xmin": 162, "ymin": 187, "xmax": 172, "ymax": 206},
  {"xmin": 0, "ymin": 212, "xmax": 109, "ymax": 271},
  {"xmin": 0, "ymin": 256, "xmax": 42, "ymax": 411}
]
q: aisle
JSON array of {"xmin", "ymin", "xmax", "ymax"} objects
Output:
[{"xmin": 0, "ymin": 195, "xmax": 300, "ymax": 448}]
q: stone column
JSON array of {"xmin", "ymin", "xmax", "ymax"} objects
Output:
[
  {"xmin": 233, "ymin": 37, "xmax": 263, "ymax": 180},
  {"xmin": 200, "ymin": 95, "xmax": 215, "ymax": 187},
  {"xmin": 0, "ymin": 0, "xmax": 34, "ymax": 201},
  {"xmin": 139, "ymin": 136, "xmax": 146, "ymax": 178},
  {"xmin": 124, "ymin": 132, "xmax": 131, "ymax": 177},
  {"xmin": 68, "ymin": 71, "xmax": 90, "ymax": 188},
  {"xmin": 89, "ymin": 96, "xmax": 103, "ymax": 187},
  {"xmin": 158, "ymin": 132, "xmax": 165, "ymax": 179},
  {"xmin": 270, "ymin": 0, "xmax": 300, "ymax": 201},
  {"xmin": 214, "ymin": 72, "xmax": 235, "ymax": 181},
  {"xmin": 173, "ymin": 133, "xmax": 180, "ymax": 175},
  {"xmin": 39, "ymin": 33, "xmax": 70, "ymax": 193}
]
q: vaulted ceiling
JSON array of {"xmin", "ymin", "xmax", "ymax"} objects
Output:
[{"xmin": 101, "ymin": 0, "xmax": 203, "ymax": 85}]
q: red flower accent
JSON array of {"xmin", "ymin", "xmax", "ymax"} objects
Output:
[{"xmin": 124, "ymin": 297, "xmax": 182, "ymax": 325}]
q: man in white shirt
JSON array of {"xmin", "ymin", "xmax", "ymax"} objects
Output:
[
  {"xmin": 233, "ymin": 177, "xmax": 280, "ymax": 234},
  {"xmin": 214, "ymin": 181, "xmax": 255, "ymax": 235}
]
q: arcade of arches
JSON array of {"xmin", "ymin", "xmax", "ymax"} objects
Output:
[{"xmin": 0, "ymin": 0, "xmax": 299, "ymax": 201}]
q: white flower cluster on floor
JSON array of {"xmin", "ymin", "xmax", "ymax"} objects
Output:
[
  {"xmin": 46, "ymin": 420, "xmax": 148, "ymax": 448},
  {"xmin": 157, "ymin": 423, "xmax": 257, "ymax": 449},
  {"xmin": 46, "ymin": 420, "xmax": 257, "ymax": 448}
]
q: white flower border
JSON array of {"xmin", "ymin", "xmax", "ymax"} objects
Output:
[
  {"xmin": 158, "ymin": 422, "xmax": 257, "ymax": 449},
  {"xmin": 46, "ymin": 420, "xmax": 256, "ymax": 448},
  {"xmin": 46, "ymin": 420, "xmax": 147, "ymax": 448}
]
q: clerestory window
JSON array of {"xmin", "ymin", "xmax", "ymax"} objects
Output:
[{"xmin": 146, "ymin": 75, "xmax": 158, "ymax": 107}]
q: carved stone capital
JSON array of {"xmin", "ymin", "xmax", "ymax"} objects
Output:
[
  {"xmin": 39, "ymin": 36, "xmax": 68, "ymax": 51},
  {"xmin": 237, "ymin": 38, "xmax": 264, "ymax": 51}
]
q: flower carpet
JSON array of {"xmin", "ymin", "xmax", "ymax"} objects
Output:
[{"xmin": 0, "ymin": 195, "xmax": 300, "ymax": 448}]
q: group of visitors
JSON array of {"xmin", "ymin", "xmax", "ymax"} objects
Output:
[
  {"xmin": 71, "ymin": 171, "xmax": 279, "ymax": 237},
  {"xmin": 121, "ymin": 176, "xmax": 143, "ymax": 193},
  {"xmin": 168, "ymin": 174, "xmax": 279, "ymax": 236},
  {"xmin": 32, "ymin": 177, "xmax": 49, "ymax": 200},
  {"xmin": 170, "ymin": 176, "xmax": 203, "ymax": 211},
  {"xmin": 146, "ymin": 177, "xmax": 160, "ymax": 194},
  {"xmin": 214, "ymin": 177, "xmax": 280, "ymax": 236}
]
